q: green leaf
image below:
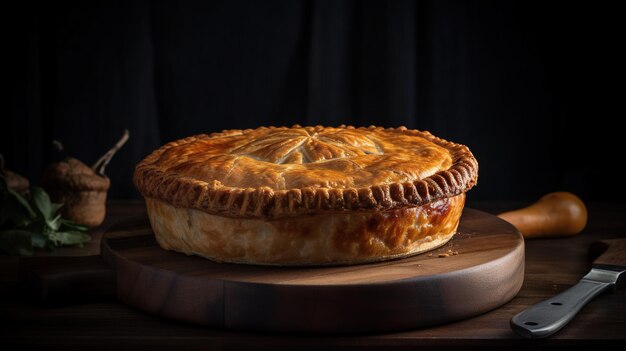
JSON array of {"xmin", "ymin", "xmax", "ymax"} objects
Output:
[
  {"xmin": 59, "ymin": 218, "xmax": 89, "ymax": 232},
  {"xmin": 1, "ymin": 175, "xmax": 35, "ymax": 228},
  {"xmin": 48, "ymin": 231, "xmax": 91, "ymax": 246},
  {"xmin": 0, "ymin": 230, "xmax": 33, "ymax": 255},
  {"xmin": 9, "ymin": 213, "xmax": 31, "ymax": 228},
  {"xmin": 50, "ymin": 202, "xmax": 64, "ymax": 215},
  {"xmin": 31, "ymin": 186, "xmax": 53, "ymax": 220},
  {"xmin": 45, "ymin": 214, "xmax": 62, "ymax": 231},
  {"xmin": 24, "ymin": 219, "xmax": 45, "ymax": 233},
  {"xmin": 1, "ymin": 180, "xmax": 91, "ymax": 253},
  {"xmin": 1, "ymin": 193, "xmax": 33, "ymax": 228},
  {"xmin": 8, "ymin": 188, "xmax": 36, "ymax": 219},
  {"xmin": 31, "ymin": 231, "xmax": 47, "ymax": 248}
]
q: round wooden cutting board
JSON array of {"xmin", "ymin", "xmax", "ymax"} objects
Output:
[{"xmin": 100, "ymin": 208, "xmax": 524, "ymax": 333}]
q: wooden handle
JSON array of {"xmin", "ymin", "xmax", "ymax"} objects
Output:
[
  {"xmin": 591, "ymin": 239, "xmax": 626, "ymax": 268},
  {"xmin": 498, "ymin": 192, "xmax": 587, "ymax": 239},
  {"xmin": 20, "ymin": 255, "xmax": 115, "ymax": 306}
]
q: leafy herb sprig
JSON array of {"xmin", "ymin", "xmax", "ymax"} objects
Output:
[{"xmin": 0, "ymin": 175, "xmax": 90, "ymax": 255}]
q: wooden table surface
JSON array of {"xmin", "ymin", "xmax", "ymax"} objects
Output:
[{"xmin": 1, "ymin": 200, "xmax": 625, "ymax": 350}]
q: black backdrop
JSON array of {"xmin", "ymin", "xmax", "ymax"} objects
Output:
[{"xmin": 3, "ymin": 0, "xmax": 623, "ymax": 202}]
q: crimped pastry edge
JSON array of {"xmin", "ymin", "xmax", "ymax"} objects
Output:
[{"xmin": 133, "ymin": 125, "xmax": 478, "ymax": 219}]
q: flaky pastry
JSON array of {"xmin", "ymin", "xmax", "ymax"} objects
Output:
[{"xmin": 134, "ymin": 125, "xmax": 478, "ymax": 265}]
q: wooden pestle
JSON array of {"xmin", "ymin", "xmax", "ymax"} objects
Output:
[{"xmin": 498, "ymin": 192, "xmax": 588, "ymax": 239}]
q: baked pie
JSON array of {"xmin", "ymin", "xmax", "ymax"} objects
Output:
[{"xmin": 133, "ymin": 125, "xmax": 478, "ymax": 265}]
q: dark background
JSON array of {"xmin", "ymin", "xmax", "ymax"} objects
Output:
[{"xmin": 3, "ymin": 0, "xmax": 622, "ymax": 203}]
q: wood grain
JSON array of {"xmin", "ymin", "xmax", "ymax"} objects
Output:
[
  {"xmin": 99, "ymin": 208, "xmax": 524, "ymax": 332},
  {"xmin": 592, "ymin": 239, "xmax": 626, "ymax": 268},
  {"xmin": 3, "ymin": 201, "xmax": 625, "ymax": 350}
]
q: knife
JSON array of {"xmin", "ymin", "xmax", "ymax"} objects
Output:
[{"xmin": 511, "ymin": 239, "xmax": 626, "ymax": 338}]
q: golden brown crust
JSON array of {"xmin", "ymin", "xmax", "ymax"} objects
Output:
[
  {"xmin": 146, "ymin": 193, "xmax": 466, "ymax": 266},
  {"xmin": 134, "ymin": 125, "xmax": 478, "ymax": 219}
]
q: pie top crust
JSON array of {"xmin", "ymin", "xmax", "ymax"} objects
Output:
[{"xmin": 134, "ymin": 125, "xmax": 478, "ymax": 219}]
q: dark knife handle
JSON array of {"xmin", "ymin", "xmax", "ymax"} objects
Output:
[{"xmin": 510, "ymin": 277, "xmax": 611, "ymax": 338}]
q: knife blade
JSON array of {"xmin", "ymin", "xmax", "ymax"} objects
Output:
[{"xmin": 511, "ymin": 239, "xmax": 626, "ymax": 338}]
